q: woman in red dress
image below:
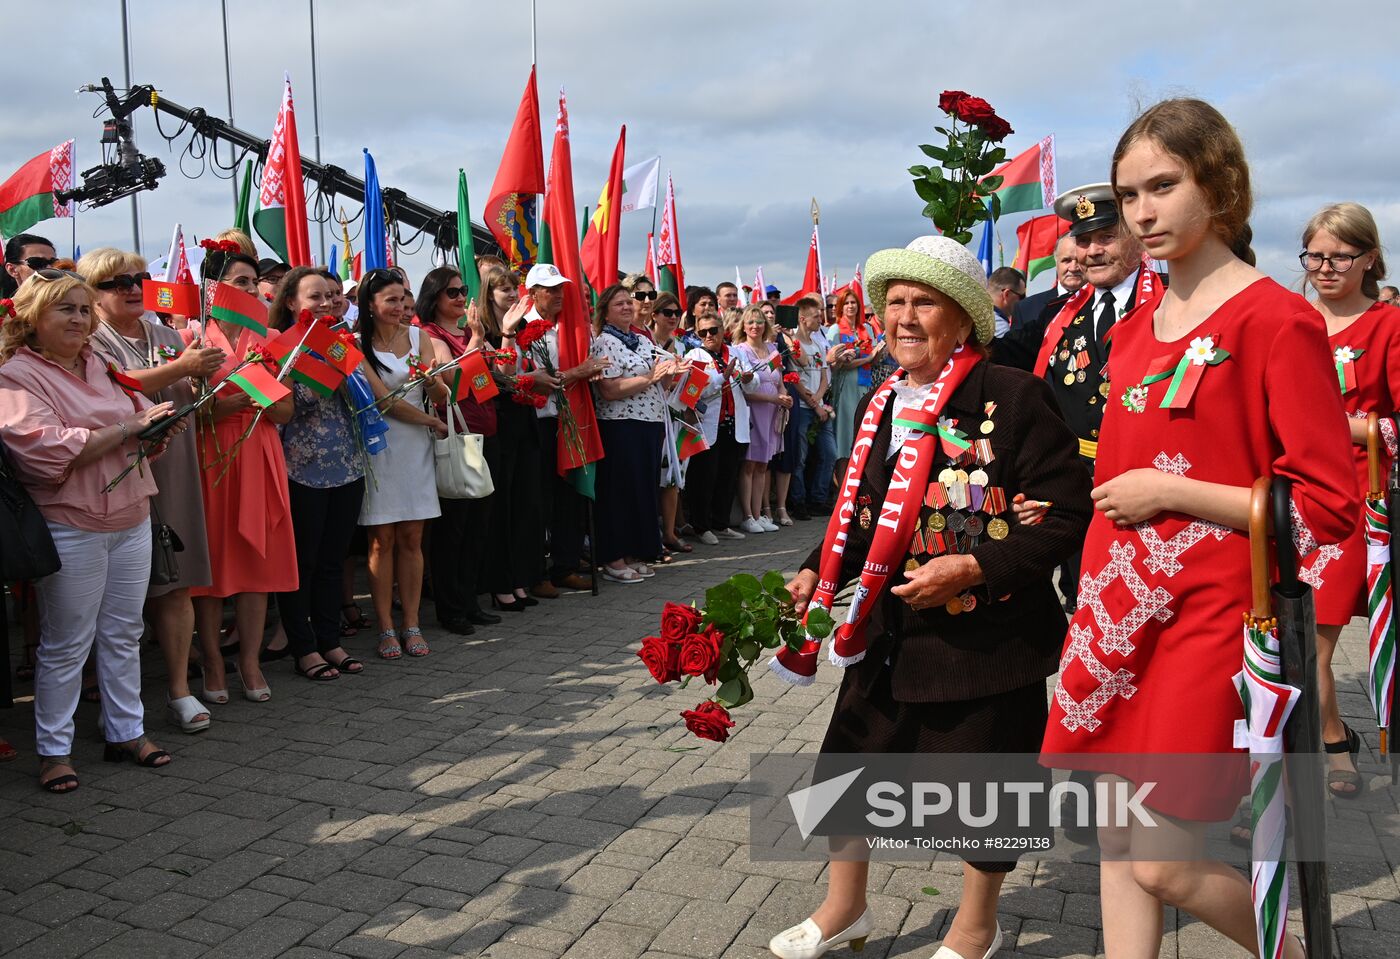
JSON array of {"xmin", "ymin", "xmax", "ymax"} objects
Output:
[
  {"xmin": 1040, "ymin": 99, "xmax": 1356, "ymax": 957},
  {"xmin": 1296, "ymin": 202, "xmax": 1399, "ymax": 800}
]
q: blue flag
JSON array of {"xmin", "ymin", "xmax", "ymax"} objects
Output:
[
  {"xmin": 977, "ymin": 202, "xmax": 994, "ymax": 278},
  {"xmin": 328, "ymin": 243, "xmax": 338, "ymax": 273},
  {"xmin": 363, "ymin": 149, "xmax": 387, "ymax": 272}
]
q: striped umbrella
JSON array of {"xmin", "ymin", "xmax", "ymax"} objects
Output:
[
  {"xmin": 1235, "ymin": 478, "xmax": 1303, "ymax": 959},
  {"xmin": 1366, "ymin": 414, "xmax": 1397, "ymax": 767}
]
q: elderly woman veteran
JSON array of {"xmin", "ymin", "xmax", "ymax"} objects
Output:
[
  {"xmin": 0, "ymin": 271, "xmax": 182, "ymax": 792},
  {"xmin": 772, "ymin": 236, "xmax": 1091, "ymax": 959}
]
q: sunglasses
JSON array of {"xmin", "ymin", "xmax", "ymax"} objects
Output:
[
  {"xmin": 8, "ymin": 256, "xmax": 57, "ymax": 271},
  {"xmin": 94, "ymin": 272, "xmax": 152, "ymax": 292},
  {"xmin": 697, "ymin": 326, "xmax": 721, "ymax": 336},
  {"xmin": 443, "ymin": 287, "xmax": 469, "ymax": 299},
  {"xmin": 656, "ymin": 308, "xmax": 682, "ymax": 318},
  {"xmin": 30, "ymin": 268, "xmax": 86, "ymax": 282},
  {"xmin": 631, "ymin": 290, "xmax": 657, "ymax": 301}
]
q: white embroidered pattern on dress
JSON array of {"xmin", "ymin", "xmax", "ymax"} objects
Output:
[
  {"xmin": 1152, "ymin": 451, "xmax": 1192, "ymax": 476},
  {"xmin": 1298, "ymin": 543, "xmax": 1343, "ymax": 590},
  {"xmin": 1135, "ymin": 521, "xmax": 1232, "ymax": 576},
  {"xmin": 1291, "ymin": 496, "xmax": 1319, "ymax": 559},
  {"xmin": 1055, "ymin": 624, "xmax": 1139, "ymax": 733},
  {"xmin": 1077, "ymin": 541, "xmax": 1174, "ymax": 656}
]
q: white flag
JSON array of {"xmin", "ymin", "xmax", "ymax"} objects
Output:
[{"xmin": 620, "ymin": 156, "xmax": 661, "ymax": 215}]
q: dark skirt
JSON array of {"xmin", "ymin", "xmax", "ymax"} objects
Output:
[
  {"xmin": 595, "ymin": 418, "xmax": 664, "ymax": 564},
  {"xmin": 821, "ymin": 663, "xmax": 1050, "ymax": 872}
]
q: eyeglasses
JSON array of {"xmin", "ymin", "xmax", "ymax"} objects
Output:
[
  {"xmin": 631, "ymin": 290, "xmax": 657, "ymax": 302},
  {"xmin": 443, "ymin": 287, "xmax": 469, "ymax": 299},
  {"xmin": 8, "ymin": 256, "xmax": 57, "ymax": 271},
  {"xmin": 93, "ymin": 272, "xmax": 152, "ymax": 291},
  {"xmin": 1300, "ymin": 251, "xmax": 1364, "ymax": 273},
  {"xmin": 697, "ymin": 327, "xmax": 721, "ymax": 336},
  {"xmin": 657, "ymin": 308, "xmax": 682, "ymax": 318}
]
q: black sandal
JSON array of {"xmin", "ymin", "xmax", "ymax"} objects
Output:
[
  {"xmin": 38, "ymin": 756, "xmax": 78, "ymax": 793},
  {"xmin": 340, "ymin": 602, "xmax": 370, "ymax": 635},
  {"xmin": 103, "ymin": 736, "xmax": 171, "ymax": 767},
  {"xmin": 293, "ymin": 658, "xmax": 340, "ymax": 682},
  {"xmin": 325, "ymin": 652, "xmax": 364, "ymax": 674},
  {"xmin": 1324, "ymin": 724, "xmax": 1365, "ymax": 799}
]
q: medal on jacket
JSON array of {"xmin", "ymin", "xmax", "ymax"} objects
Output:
[{"xmin": 857, "ymin": 494, "xmax": 873, "ymax": 529}]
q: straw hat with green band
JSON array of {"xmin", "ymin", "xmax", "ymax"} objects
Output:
[{"xmin": 864, "ymin": 235, "xmax": 996, "ymax": 344}]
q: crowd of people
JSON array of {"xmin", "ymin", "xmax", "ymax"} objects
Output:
[{"xmin": 0, "ymin": 91, "xmax": 1394, "ymax": 959}]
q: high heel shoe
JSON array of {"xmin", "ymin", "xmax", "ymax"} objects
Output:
[
  {"xmin": 491, "ymin": 595, "xmax": 528, "ymax": 612},
  {"xmin": 103, "ymin": 736, "xmax": 172, "ymax": 767},
  {"xmin": 201, "ymin": 680, "xmax": 229, "ymax": 705},
  {"xmin": 513, "ymin": 593, "xmax": 539, "ymax": 608},
  {"xmin": 768, "ymin": 909, "xmax": 873, "ymax": 959},
  {"xmin": 931, "ymin": 924, "xmax": 1003, "ymax": 959}
]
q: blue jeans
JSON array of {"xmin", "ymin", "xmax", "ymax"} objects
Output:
[{"xmin": 784, "ymin": 404, "xmax": 836, "ymax": 508}]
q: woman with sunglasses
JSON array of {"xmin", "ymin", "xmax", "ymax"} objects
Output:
[
  {"xmin": 734, "ymin": 305, "xmax": 792, "ymax": 535},
  {"xmin": 188, "ymin": 256, "xmax": 299, "ymax": 704},
  {"xmin": 0, "ymin": 270, "xmax": 183, "ymax": 791},
  {"xmin": 82, "ymin": 248, "xmax": 226, "ymax": 733},
  {"xmin": 1291, "ymin": 201, "xmax": 1400, "ymax": 804},
  {"xmin": 476, "ymin": 267, "xmax": 547, "ymax": 610},
  {"xmin": 271, "ymin": 267, "xmax": 367, "ymax": 684},
  {"xmin": 682, "ymin": 298, "xmax": 754, "ymax": 544},
  {"xmin": 357, "ymin": 269, "xmax": 448, "ymax": 657},
  {"xmin": 420, "ymin": 267, "xmax": 500, "ymax": 633},
  {"xmin": 590, "ymin": 283, "xmax": 678, "ymax": 584},
  {"xmin": 623, "ymin": 273, "xmax": 658, "ymax": 327},
  {"xmin": 649, "ymin": 290, "xmax": 694, "ymax": 556}
]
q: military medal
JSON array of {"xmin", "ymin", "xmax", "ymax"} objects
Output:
[
  {"xmin": 984, "ymin": 486, "xmax": 1008, "ymax": 515},
  {"xmin": 979, "ymin": 420, "xmax": 994, "ymax": 435},
  {"xmin": 857, "ymin": 494, "xmax": 873, "ymax": 529},
  {"xmin": 928, "ymin": 511, "xmax": 946, "ymax": 532},
  {"xmin": 905, "ymin": 558, "xmax": 920, "ymax": 573},
  {"xmin": 945, "ymin": 511, "xmax": 967, "ymax": 534},
  {"xmin": 964, "ymin": 515, "xmax": 985, "ymax": 537},
  {"xmin": 1058, "ymin": 349, "xmax": 1070, "ymax": 362},
  {"xmin": 944, "ymin": 597, "xmax": 963, "ymax": 616},
  {"xmin": 960, "ymin": 593, "xmax": 977, "ymax": 613},
  {"xmin": 1076, "ymin": 370, "xmax": 1087, "ymax": 383},
  {"xmin": 973, "ymin": 439, "xmax": 994, "ymax": 464},
  {"xmin": 987, "ymin": 517, "xmax": 1010, "ymax": 540},
  {"xmin": 1099, "ymin": 382, "xmax": 1111, "ymax": 398},
  {"xmin": 1063, "ymin": 372, "xmax": 1075, "ymax": 386}
]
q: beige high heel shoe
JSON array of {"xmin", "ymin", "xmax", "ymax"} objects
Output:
[
  {"xmin": 930, "ymin": 923, "xmax": 1002, "ymax": 959},
  {"xmin": 768, "ymin": 908, "xmax": 873, "ymax": 959}
]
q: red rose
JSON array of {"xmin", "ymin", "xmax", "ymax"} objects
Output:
[
  {"xmin": 681, "ymin": 701, "xmax": 736, "ymax": 743},
  {"xmin": 782, "ymin": 372, "xmax": 800, "ymax": 385},
  {"xmin": 938, "ymin": 90, "xmax": 969, "ymax": 115},
  {"xmin": 979, "ymin": 115, "xmax": 1014, "ymax": 142},
  {"xmin": 660, "ymin": 601, "xmax": 703, "ymax": 645},
  {"xmin": 679, "ymin": 625, "xmax": 725, "ymax": 683},
  {"xmin": 954, "ymin": 95, "xmax": 995, "ymax": 125},
  {"xmin": 637, "ymin": 635, "xmax": 681, "ymax": 684}
]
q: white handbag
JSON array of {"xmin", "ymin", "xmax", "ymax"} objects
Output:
[{"xmin": 434, "ymin": 404, "xmax": 494, "ymax": 499}]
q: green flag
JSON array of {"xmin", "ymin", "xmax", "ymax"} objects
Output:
[
  {"xmin": 456, "ymin": 170, "xmax": 480, "ymax": 321},
  {"xmin": 568, "ymin": 461, "xmax": 595, "ymax": 499},
  {"xmin": 233, "ymin": 159, "xmax": 253, "ymax": 235},
  {"xmin": 537, "ymin": 219, "xmax": 553, "ymax": 267}
]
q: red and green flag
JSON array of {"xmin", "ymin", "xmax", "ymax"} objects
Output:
[
  {"xmin": 210, "ymin": 283, "xmax": 270, "ymax": 337},
  {"xmin": 228, "ymin": 363, "xmax": 291, "ymax": 408},
  {"xmin": 452, "ymin": 350, "xmax": 498, "ymax": 403},
  {"xmin": 1012, "ymin": 213, "xmax": 1068, "ymax": 282},
  {"xmin": 656, "ymin": 171, "xmax": 686, "ymax": 310},
  {"xmin": 143, "ymin": 280, "xmax": 201, "ymax": 317},
  {"xmin": 0, "ymin": 140, "xmax": 74, "ymax": 237},
  {"xmin": 286, "ymin": 352, "xmax": 343, "ymax": 397},
  {"xmin": 106, "ymin": 362, "xmax": 144, "ymax": 396},
  {"xmin": 981, "ymin": 134, "xmax": 1056, "ymax": 216},
  {"xmin": 676, "ymin": 364, "xmax": 708, "ymax": 409},
  {"xmin": 253, "ymin": 73, "xmax": 313, "ymax": 267},
  {"xmin": 580, "ymin": 125, "xmax": 627, "ymax": 293},
  {"xmin": 676, "ymin": 422, "xmax": 708, "ymax": 461}
]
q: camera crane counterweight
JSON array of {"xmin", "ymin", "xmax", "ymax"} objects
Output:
[{"xmin": 60, "ymin": 78, "xmax": 500, "ymax": 261}]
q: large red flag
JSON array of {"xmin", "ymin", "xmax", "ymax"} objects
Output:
[
  {"xmin": 656, "ymin": 172, "xmax": 686, "ymax": 310},
  {"xmin": 780, "ymin": 227, "xmax": 822, "ymax": 305},
  {"xmin": 579, "ymin": 126, "xmax": 627, "ymax": 293},
  {"xmin": 543, "ymin": 89, "xmax": 604, "ymax": 476},
  {"xmin": 253, "ymin": 73, "xmax": 312, "ymax": 268},
  {"xmin": 484, "ymin": 67, "xmax": 545, "ymax": 271}
]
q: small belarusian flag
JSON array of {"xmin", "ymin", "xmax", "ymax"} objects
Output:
[
  {"xmin": 143, "ymin": 280, "xmax": 200, "ymax": 317},
  {"xmin": 106, "ymin": 362, "xmax": 144, "ymax": 396},
  {"xmin": 287, "ymin": 352, "xmax": 344, "ymax": 397},
  {"xmin": 676, "ymin": 364, "xmax": 708, "ymax": 409},
  {"xmin": 675, "ymin": 422, "xmax": 708, "ymax": 461},
  {"xmin": 1012, "ymin": 213, "xmax": 1068, "ymax": 282},
  {"xmin": 227, "ymin": 363, "xmax": 291, "ymax": 408},
  {"xmin": 767, "ymin": 352, "xmax": 782, "ymax": 371},
  {"xmin": 210, "ymin": 284, "xmax": 270, "ymax": 337},
  {"xmin": 452, "ymin": 350, "xmax": 498, "ymax": 403},
  {"xmin": 0, "ymin": 140, "xmax": 74, "ymax": 237}
]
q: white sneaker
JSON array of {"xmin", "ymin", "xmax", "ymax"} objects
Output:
[
  {"xmin": 698, "ymin": 530, "xmax": 720, "ymax": 545},
  {"xmin": 758, "ymin": 515, "xmax": 780, "ymax": 532},
  {"xmin": 931, "ymin": 924, "xmax": 1003, "ymax": 959},
  {"xmin": 768, "ymin": 909, "xmax": 873, "ymax": 959},
  {"xmin": 717, "ymin": 527, "xmax": 746, "ymax": 540},
  {"xmin": 740, "ymin": 517, "xmax": 766, "ymax": 534}
]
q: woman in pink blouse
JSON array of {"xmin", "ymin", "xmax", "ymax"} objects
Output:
[{"xmin": 0, "ymin": 270, "xmax": 181, "ymax": 792}]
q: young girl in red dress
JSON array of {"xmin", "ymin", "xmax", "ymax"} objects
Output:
[
  {"xmin": 1296, "ymin": 202, "xmax": 1400, "ymax": 799},
  {"xmin": 1039, "ymin": 99, "xmax": 1357, "ymax": 957}
]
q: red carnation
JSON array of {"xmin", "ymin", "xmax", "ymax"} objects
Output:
[
  {"xmin": 938, "ymin": 90, "xmax": 969, "ymax": 115},
  {"xmin": 637, "ymin": 635, "xmax": 682, "ymax": 684},
  {"xmin": 516, "ymin": 319, "xmax": 554, "ymax": 350},
  {"xmin": 679, "ymin": 625, "xmax": 725, "ymax": 684},
  {"xmin": 955, "ymin": 95, "xmax": 996, "ymax": 125},
  {"xmin": 782, "ymin": 372, "xmax": 800, "ymax": 385},
  {"xmin": 660, "ymin": 601, "xmax": 703, "ymax": 645},
  {"xmin": 980, "ymin": 114, "xmax": 1014, "ymax": 142},
  {"xmin": 681, "ymin": 701, "xmax": 736, "ymax": 743}
]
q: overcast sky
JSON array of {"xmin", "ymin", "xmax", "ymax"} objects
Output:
[{"xmin": 3, "ymin": 1, "xmax": 1398, "ymax": 296}]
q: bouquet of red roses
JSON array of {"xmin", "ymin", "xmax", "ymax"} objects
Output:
[
  {"xmin": 908, "ymin": 89, "xmax": 1015, "ymax": 245},
  {"xmin": 639, "ymin": 572, "xmax": 835, "ymax": 742}
]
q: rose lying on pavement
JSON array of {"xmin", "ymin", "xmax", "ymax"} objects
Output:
[{"xmin": 680, "ymin": 701, "xmax": 736, "ymax": 743}]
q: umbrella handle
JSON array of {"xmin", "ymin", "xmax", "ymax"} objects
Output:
[
  {"xmin": 1368, "ymin": 411, "xmax": 1382, "ymax": 498},
  {"xmin": 1249, "ymin": 476, "xmax": 1271, "ymax": 620},
  {"xmin": 1272, "ymin": 477, "xmax": 1300, "ymax": 593}
]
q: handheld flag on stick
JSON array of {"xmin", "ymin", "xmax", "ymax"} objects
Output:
[
  {"xmin": 484, "ymin": 67, "xmax": 545, "ymax": 271},
  {"xmin": 143, "ymin": 280, "xmax": 200, "ymax": 318},
  {"xmin": 209, "ymin": 283, "xmax": 269, "ymax": 338},
  {"xmin": 228, "ymin": 362, "xmax": 292, "ymax": 408},
  {"xmin": 676, "ymin": 364, "xmax": 708, "ymax": 409},
  {"xmin": 1012, "ymin": 213, "xmax": 1068, "ymax": 281},
  {"xmin": 452, "ymin": 349, "xmax": 498, "ymax": 403}
]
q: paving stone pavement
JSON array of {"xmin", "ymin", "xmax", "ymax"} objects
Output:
[{"xmin": 1, "ymin": 524, "xmax": 1397, "ymax": 958}]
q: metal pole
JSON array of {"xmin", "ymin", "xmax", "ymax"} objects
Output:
[
  {"xmin": 120, "ymin": 0, "xmax": 141, "ymax": 253},
  {"xmin": 221, "ymin": 0, "xmax": 237, "ymax": 208},
  {"xmin": 531, "ymin": 0, "xmax": 537, "ymax": 66},
  {"xmin": 309, "ymin": 0, "xmax": 327, "ymax": 265}
]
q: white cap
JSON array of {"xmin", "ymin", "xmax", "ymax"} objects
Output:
[
  {"xmin": 524, "ymin": 263, "xmax": 571, "ymax": 289},
  {"xmin": 342, "ymin": 277, "xmax": 359, "ymax": 294}
]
